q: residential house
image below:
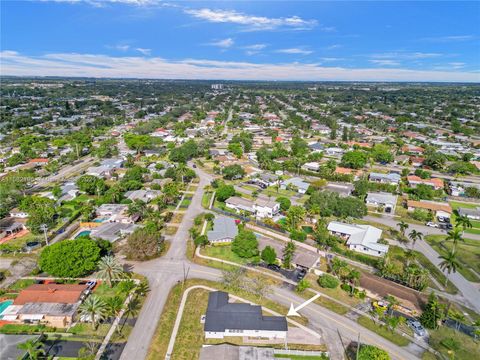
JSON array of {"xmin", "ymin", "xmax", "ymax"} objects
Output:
[
  {"xmin": 204, "ymin": 291, "xmax": 287, "ymax": 340},
  {"xmin": 225, "ymin": 197, "xmax": 255, "ymax": 215},
  {"xmin": 280, "ymin": 177, "xmax": 310, "ymax": 194},
  {"xmin": 302, "ymin": 162, "xmax": 321, "ymax": 172},
  {"xmin": 308, "ymin": 142, "xmax": 324, "ymax": 152},
  {"xmin": 410, "ymin": 157, "xmax": 425, "ymax": 168},
  {"xmin": 225, "ymin": 197, "xmax": 280, "ymax": 219},
  {"xmin": 95, "ymin": 204, "xmax": 136, "ymax": 223},
  {"xmin": 457, "ymin": 207, "xmax": 480, "ymax": 220},
  {"xmin": 324, "ymin": 147, "xmax": 345, "ymax": 157},
  {"xmin": 369, "ymin": 172, "xmax": 401, "ymax": 186},
  {"xmin": 448, "ymin": 181, "xmax": 480, "ymax": 197},
  {"xmin": 207, "ymin": 216, "xmax": 239, "ymax": 244},
  {"xmin": 9, "ymin": 208, "xmax": 28, "ymax": 218},
  {"xmin": 254, "ymin": 198, "xmax": 280, "ymax": 218},
  {"xmin": 365, "ymin": 192, "xmax": 398, "ymax": 213},
  {"xmin": 323, "ymin": 182, "xmax": 353, "ymax": 197},
  {"xmin": 406, "ymin": 200, "xmax": 452, "ymax": 219},
  {"xmin": 407, "ymin": 176, "xmax": 444, "ymax": 190},
  {"xmin": 327, "ymin": 221, "xmax": 388, "ymax": 257},
  {"xmin": 401, "ymin": 145, "xmax": 424, "ymax": 155},
  {"xmin": 124, "ymin": 189, "xmax": 161, "ymax": 203},
  {"xmin": 1, "ymin": 284, "xmax": 88, "ymax": 328},
  {"xmin": 90, "ymin": 222, "xmax": 138, "ymax": 242}
]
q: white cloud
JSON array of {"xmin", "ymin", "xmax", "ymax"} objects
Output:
[
  {"xmin": 421, "ymin": 35, "xmax": 475, "ymax": 42},
  {"xmin": 321, "ymin": 57, "xmax": 345, "ymax": 62},
  {"xmin": 326, "ymin": 44, "xmax": 342, "ymax": 50},
  {"xmin": 1, "ymin": 50, "xmax": 479, "ymax": 82},
  {"xmin": 136, "ymin": 48, "xmax": 151, "ymax": 55},
  {"xmin": 369, "ymin": 59, "xmax": 401, "ymax": 66},
  {"xmin": 372, "ymin": 51, "xmax": 442, "ymax": 60},
  {"xmin": 206, "ymin": 38, "xmax": 234, "ymax": 48},
  {"xmin": 244, "ymin": 44, "xmax": 267, "ymax": 50},
  {"xmin": 276, "ymin": 48, "xmax": 313, "ymax": 55},
  {"xmin": 115, "ymin": 44, "xmax": 130, "ymax": 51},
  {"xmin": 184, "ymin": 8, "xmax": 317, "ymax": 31},
  {"xmin": 449, "ymin": 62, "xmax": 465, "ymax": 69}
]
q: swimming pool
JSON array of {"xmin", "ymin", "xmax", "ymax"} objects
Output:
[
  {"xmin": 0, "ymin": 300, "xmax": 13, "ymax": 318},
  {"xmin": 76, "ymin": 230, "xmax": 92, "ymax": 238}
]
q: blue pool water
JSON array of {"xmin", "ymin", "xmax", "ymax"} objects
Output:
[
  {"xmin": 0, "ymin": 300, "xmax": 13, "ymax": 318},
  {"xmin": 76, "ymin": 230, "xmax": 91, "ymax": 238}
]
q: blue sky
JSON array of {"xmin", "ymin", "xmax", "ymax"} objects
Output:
[{"xmin": 1, "ymin": 0, "xmax": 479, "ymax": 81}]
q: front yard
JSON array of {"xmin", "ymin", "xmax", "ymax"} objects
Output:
[{"xmin": 425, "ymin": 235, "xmax": 480, "ymax": 283}]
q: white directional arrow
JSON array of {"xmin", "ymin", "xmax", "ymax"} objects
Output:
[{"xmin": 287, "ymin": 293, "xmax": 321, "ymax": 316}]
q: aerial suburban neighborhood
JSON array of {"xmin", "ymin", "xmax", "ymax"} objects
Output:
[{"xmin": 1, "ymin": 1, "xmax": 480, "ymax": 360}]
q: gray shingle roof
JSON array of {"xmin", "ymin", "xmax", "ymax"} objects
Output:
[
  {"xmin": 207, "ymin": 216, "xmax": 238, "ymax": 242},
  {"xmin": 204, "ymin": 291, "xmax": 287, "ymax": 333}
]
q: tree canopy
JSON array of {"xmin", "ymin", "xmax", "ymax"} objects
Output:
[{"xmin": 39, "ymin": 238, "xmax": 101, "ymax": 277}]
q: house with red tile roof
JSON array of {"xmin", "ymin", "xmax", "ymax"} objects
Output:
[
  {"xmin": 407, "ymin": 175, "xmax": 444, "ymax": 190},
  {"xmin": 2, "ymin": 284, "xmax": 88, "ymax": 328}
]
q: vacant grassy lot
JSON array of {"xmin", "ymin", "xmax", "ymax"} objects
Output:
[
  {"xmin": 425, "ymin": 325, "xmax": 480, "ymax": 360},
  {"xmin": 356, "ymin": 316, "xmax": 411, "ymax": 347},
  {"xmin": 425, "ymin": 235, "xmax": 480, "ymax": 282}
]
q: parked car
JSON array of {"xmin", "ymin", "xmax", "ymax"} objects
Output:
[
  {"xmin": 372, "ymin": 301, "xmax": 388, "ymax": 312},
  {"xmin": 296, "ymin": 268, "xmax": 307, "ymax": 280},
  {"xmin": 267, "ymin": 264, "xmax": 280, "ymax": 272},
  {"xmin": 407, "ymin": 319, "xmax": 427, "ymax": 336},
  {"xmin": 426, "ymin": 222, "xmax": 439, "ymax": 228},
  {"xmin": 86, "ymin": 280, "xmax": 97, "ymax": 289},
  {"xmin": 437, "ymin": 216, "xmax": 451, "ymax": 224},
  {"xmin": 439, "ymin": 223, "xmax": 453, "ymax": 230}
]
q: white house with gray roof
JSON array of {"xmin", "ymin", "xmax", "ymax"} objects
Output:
[
  {"xmin": 365, "ymin": 192, "xmax": 398, "ymax": 213},
  {"xmin": 204, "ymin": 291, "xmax": 287, "ymax": 340},
  {"xmin": 369, "ymin": 172, "xmax": 401, "ymax": 186},
  {"xmin": 327, "ymin": 221, "xmax": 388, "ymax": 257},
  {"xmin": 280, "ymin": 177, "xmax": 310, "ymax": 194},
  {"xmin": 207, "ymin": 216, "xmax": 238, "ymax": 244}
]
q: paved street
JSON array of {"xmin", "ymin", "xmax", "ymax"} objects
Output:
[
  {"xmin": 119, "ymin": 165, "xmax": 423, "ymax": 360},
  {"xmin": 364, "ymin": 215, "xmax": 480, "ymax": 313}
]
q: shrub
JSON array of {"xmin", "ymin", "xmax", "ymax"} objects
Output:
[
  {"xmin": 340, "ymin": 283, "xmax": 352, "ymax": 292},
  {"xmin": 290, "ymin": 229, "xmax": 307, "ymax": 242},
  {"xmin": 317, "ymin": 274, "xmax": 340, "ymax": 289}
]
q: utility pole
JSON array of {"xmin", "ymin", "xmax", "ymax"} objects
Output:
[{"xmin": 40, "ymin": 224, "xmax": 49, "ymax": 246}]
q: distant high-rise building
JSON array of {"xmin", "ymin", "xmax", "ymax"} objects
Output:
[{"xmin": 211, "ymin": 83, "xmax": 224, "ymax": 90}]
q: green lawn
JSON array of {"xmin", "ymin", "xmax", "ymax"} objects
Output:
[
  {"xmin": 8, "ymin": 278, "xmax": 36, "ymax": 292},
  {"xmin": 425, "ymin": 235, "xmax": 480, "ymax": 283},
  {"xmin": 201, "ymin": 245, "xmax": 250, "ymax": 265},
  {"xmin": 201, "ymin": 192, "xmax": 213, "ymax": 208},
  {"xmin": 449, "ymin": 201, "xmax": 478, "ymax": 210},
  {"xmin": 356, "ymin": 316, "xmax": 411, "ymax": 347},
  {"xmin": 426, "ymin": 325, "xmax": 480, "ymax": 360}
]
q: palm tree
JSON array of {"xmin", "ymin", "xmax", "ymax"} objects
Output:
[
  {"xmin": 404, "ymin": 249, "xmax": 417, "ymax": 267},
  {"xmin": 408, "ymin": 229, "xmax": 423, "ymax": 250},
  {"xmin": 397, "ymin": 220, "xmax": 409, "ymax": 237},
  {"xmin": 445, "ymin": 227, "xmax": 464, "ymax": 252},
  {"xmin": 454, "ymin": 211, "xmax": 472, "ymax": 232},
  {"xmin": 439, "ymin": 250, "xmax": 461, "ymax": 287},
  {"xmin": 97, "ymin": 256, "xmax": 125, "ymax": 288},
  {"xmin": 134, "ymin": 280, "xmax": 150, "ymax": 297},
  {"xmin": 79, "ymin": 295, "xmax": 107, "ymax": 329},
  {"xmin": 347, "ymin": 269, "xmax": 361, "ymax": 295},
  {"xmin": 17, "ymin": 338, "xmax": 45, "ymax": 360},
  {"xmin": 105, "ymin": 295, "xmax": 124, "ymax": 319}
]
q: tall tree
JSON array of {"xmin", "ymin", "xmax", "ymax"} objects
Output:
[
  {"xmin": 408, "ymin": 229, "xmax": 423, "ymax": 250},
  {"xmin": 17, "ymin": 338, "xmax": 46, "ymax": 360},
  {"xmin": 439, "ymin": 250, "xmax": 461, "ymax": 287},
  {"xmin": 79, "ymin": 295, "xmax": 107, "ymax": 329},
  {"xmin": 97, "ymin": 256, "xmax": 125, "ymax": 288}
]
